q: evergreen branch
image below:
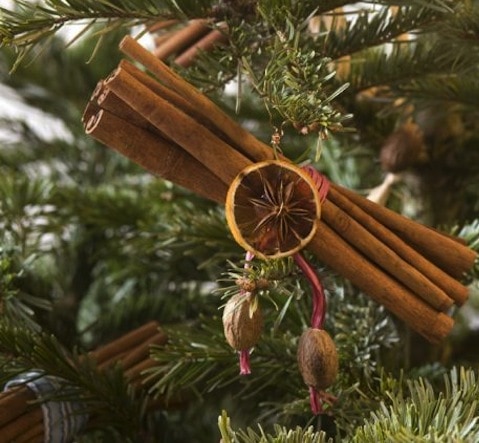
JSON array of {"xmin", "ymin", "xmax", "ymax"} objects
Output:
[
  {"xmin": 456, "ymin": 221, "xmax": 479, "ymax": 280},
  {"xmin": 242, "ymin": 15, "xmax": 351, "ymax": 134},
  {"xmin": 146, "ymin": 317, "xmax": 306, "ymax": 404},
  {"xmin": 320, "ymin": 5, "xmax": 446, "ymax": 60},
  {"xmin": 351, "ymin": 367, "xmax": 479, "ymax": 442},
  {"xmin": 393, "ymin": 76, "xmax": 479, "ymax": 111},
  {"xmin": 331, "ymin": 294, "xmax": 399, "ymax": 383},
  {"xmin": 345, "ymin": 40, "xmax": 472, "ymax": 95},
  {"xmin": 0, "ymin": 322, "xmax": 148, "ymax": 439},
  {"xmin": 218, "ymin": 410, "xmax": 332, "ymax": 443},
  {"xmin": 0, "ymin": 244, "xmax": 52, "ymax": 332},
  {"xmin": 0, "ymin": 0, "xmax": 213, "ymax": 68}
]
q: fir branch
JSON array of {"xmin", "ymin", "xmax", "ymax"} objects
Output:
[
  {"xmin": 320, "ymin": 5, "xmax": 446, "ymax": 60},
  {"xmin": 456, "ymin": 221, "xmax": 479, "ymax": 280},
  {"xmin": 0, "ymin": 0, "xmax": 213, "ymax": 68},
  {"xmin": 351, "ymin": 367, "xmax": 479, "ymax": 442},
  {"xmin": 218, "ymin": 410, "xmax": 332, "ymax": 443},
  {"xmin": 0, "ymin": 245, "xmax": 52, "ymax": 331},
  {"xmin": 241, "ymin": 16, "xmax": 351, "ymax": 134},
  {"xmin": 0, "ymin": 322, "xmax": 148, "ymax": 439},
  {"xmin": 345, "ymin": 40, "xmax": 472, "ymax": 95},
  {"xmin": 331, "ymin": 293, "xmax": 399, "ymax": 383},
  {"xmin": 393, "ymin": 76, "xmax": 479, "ymax": 111},
  {"xmin": 146, "ymin": 317, "xmax": 306, "ymax": 404}
]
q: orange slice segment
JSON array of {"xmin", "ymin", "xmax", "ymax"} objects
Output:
[{"xmin": 226, "ymin": 160, "xmax": 321, "ymax": 259}]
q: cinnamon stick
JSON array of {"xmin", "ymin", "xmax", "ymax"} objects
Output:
[
  {"xmin": 174, "ymin": 27, "xmax": 229, "ymax": 67},
  {"xmin": 85, "ymin": 109, "xmax": 227, "ymax": 203},
  {"xmin": 124, "ymin": 358, "xmax": 158, "ymax": 388},
  {"xmin": 120, "ymin": 331, "xmax": 168, "ymax": 371},
  {"xmin": 119, "ymin": 35, "xmax": 275, "ymax": 163},
  {"xmin": 310, "ymin": 222, "xmax": 454, "ymax": 343},
  {"xmin": 117, "ymin": 59, "xmax": 225, "ymax": 140},
  {"xmin": 96, "ymin": 87, "xmax": 154, "ymax": 132},
  {"xmin": 14, "ymin": 421, "xmax": 44, "ymax": 443},
  {"xmin": 103, "ymin": 66, "xmax": 251, "ymax": 185},
  {"xmin": 148, "ymin": 19, "xmax": 179, "ymax": 33},
  {"xmin": 334, "ymin": 184, "xmax": 477, "ymax": 279},
  {"xmin": 153, "ymin": 19, "xmax": 211, "ymax": 60},
  {"xmin": 81, "ymin": 79, "xmax": 104, "ymax": 124},
  {"xmin": 321, "ymin": 199, "xmax": 454, "ymax": 311},
  {"xmin": 0, "ymin": 385, "xmax": 36, "ymax": 427},
  {"xmin": 1, "ymin": 406, "xmax": 43, "ymax": 442},
  {"xmin": 89, "ymin": 321, "xmax": 160, "ymax": 365},
  {"xmin": 327, "ymin": 186, "xmax": 469, "ymax": 305},
  {"xmin": 118, "ymin": 37, "xmax": 475, "ymax": 279},
  {"xmin": 84, "ymin": 38, "xmax": 474, "ymax": 343}
]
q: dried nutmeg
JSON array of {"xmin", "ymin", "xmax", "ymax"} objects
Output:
[
  {"xmin": 223, "ymin": 292, "xmax": 263, "ymax": 351},
  {"xmin": 297, "ymin": 328, "xmax": 338, "ymax": 390},
  {"xmin": 380, "ymin": 122, "xmax": 427, "ymax": 173}
]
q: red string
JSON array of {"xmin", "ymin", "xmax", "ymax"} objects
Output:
[
  {"xmin": 298, "ymin": 166, "xmax": 333, "ymax": 415},
  {"xmin": 293, "ymin": 253, "xmax": 326, "ymax": 329}
]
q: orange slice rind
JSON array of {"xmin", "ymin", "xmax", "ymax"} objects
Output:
[{"xmin": 225, "ymin": 160, "xmax": 321, "ymax": 259}]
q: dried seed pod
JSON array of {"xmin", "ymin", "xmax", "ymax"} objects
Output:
[
  {"xmin": 223, "ymin": 293, "xmax": 263, "ymax": 351},
  {"xmin": 380, "ymin": 122, "xmax": 427, "ymax": 173},
  {"xmin": 225, "ymin": 160, "xmax": 321, "ymax": 259},
  {"xmin": 297, "ymin": 328, "xmax": 338, "ymax": 390}
]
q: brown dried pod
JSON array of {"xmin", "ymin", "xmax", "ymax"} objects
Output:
[
  {"xmin": 380, "ymin": 122, "xmax": 427, "ymax": 173},
  {"xmin": 297, "ymin": 328, "xmax": 338, "ymax": 390},
  {"xmin": 223, "ymin": 292, "xmax": 263, "ymax": 351},
  {"xmin": 225, "ymin": 160, "xmax": 321, "ymax": 259}
]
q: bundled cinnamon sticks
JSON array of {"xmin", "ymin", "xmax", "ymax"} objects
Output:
[
  {"xmin": 0, "ymin": 322, "xmax": 167, "ymax": 442},
  {"xmin": 83, "ymin": 36, "xmax": 477, "ymax": 344},
  {"xmin": 149, "ymin": 19, "xmax": 229, "ymax": 67}
]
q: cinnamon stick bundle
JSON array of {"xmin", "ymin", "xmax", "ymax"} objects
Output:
[
  {"xmin": 83, "ymin": 35, "xmax": 477, "ymax": 344},
  {"xmin": 0, "ymin": 322, "xmax": 168, "ymax": 442},
  {"xmin": 150, "ymin": 19, "xmax": 228, "ymax": 68},
  {"xmin": 152, "ymin": 19, "xmax": 211, "ymax": 61}
]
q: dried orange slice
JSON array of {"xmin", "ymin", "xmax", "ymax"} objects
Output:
[{"xmin": 226, "ymin": 160, "xmax": 321, "ymax": 259}]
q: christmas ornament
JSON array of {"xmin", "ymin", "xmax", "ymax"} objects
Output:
[{"xmin": 83, "ymin": 35, "xmax": 477, "ymax": 413}]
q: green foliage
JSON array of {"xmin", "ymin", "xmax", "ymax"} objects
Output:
[
  {"xmin": 0, "ymin": 0, "xmax": 213, "ymax": 69},
  {"xmin": 352, "ymin": 368, "xmax": 479, "ymax": 442},
  {"xmin": 242, "ymin": 28, "xmax": 351, "ymax": 135},
  {"xmin": 219, "ymin": 410, "xmax": 332, "ymax": 443},
  {"xmin": 0, "ymin": 322, "xmax": 148, "ymax": 440}
]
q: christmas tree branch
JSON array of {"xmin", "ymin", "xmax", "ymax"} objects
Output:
[
  {"xmin": 352, "ymin": 368, "xmax": 479, "ymax": 442},
  {"xmin": 218, "ymin": 410, "xmax": 332, "ymax": 443},
  {"xmin": 0, "ymin": 0, "xmax": 213, "ymax": 68},
  {"xmin": 320, "ymin": 5, "xmax": 446, "ymax": 60}
]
